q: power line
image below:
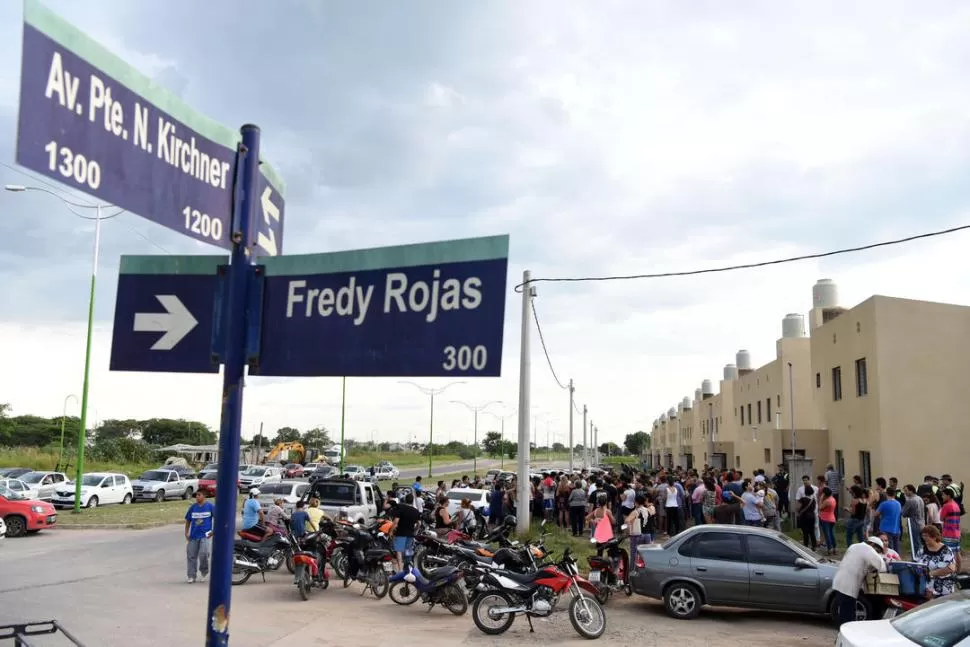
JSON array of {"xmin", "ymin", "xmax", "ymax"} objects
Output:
[
  {"xmin": 0, "ymin": 161, "xmax": 99, "ymax": 207},
  {"xmin": 530, "ymin": 296, "xmax": 568, "ymax": 390},
  {"xmin": 514, "ymin": 222, "xmax": 970, "ymax": 291}
]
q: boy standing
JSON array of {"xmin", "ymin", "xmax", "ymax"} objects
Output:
[{"xmin": 185, "ymin": 490, "xmax": 215, "ymax": 583}]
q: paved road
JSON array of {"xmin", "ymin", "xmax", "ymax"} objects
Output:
[
  {"xmin": 0, "ymin": 527, "xmax": 838, "ymax": 646},
  {"xmin": 396, "ymin": 458, "xmax": 504, "ymax": 480}
]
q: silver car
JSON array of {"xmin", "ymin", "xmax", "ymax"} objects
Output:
[{"xmin": 631, "ymin": 525, "xmax": 877, "ymax": 622}]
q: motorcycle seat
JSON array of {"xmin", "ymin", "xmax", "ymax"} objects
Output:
[
  {"xmin": 365, "ymin": 548, "xmax": 390, "ymax": 561},
  {"xmin": 499, "ymin": 570, "xmax": 539, "ymax": 584},
  {"xmin": 239, "ymin": 529, "xmax": 264, "ymax": 542},
  {"xmin": 234, "ymin": 538, "xmax": 267, "ymax": 550},
  {"xmin": 587, "ymin": 556, "xmax": 611, "ymax": 568},
  {"xmin": 426, "ymin": 566, "xmax": 459, "ymax": 582}
]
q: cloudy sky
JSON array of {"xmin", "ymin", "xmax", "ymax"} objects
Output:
[{"xmin": 3, "ymin": 0, "xmax": 970, "ymax": 448}]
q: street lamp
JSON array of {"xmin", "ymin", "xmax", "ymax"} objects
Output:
[
  {"xmin": 398, "ymin": 380, "xmax": 465, "ymax": 477},
  {"xmin": 485, "ymin": 408, "xmax": 517, "ymax": 469},
  {"xmin": 6, "ymin": 184, "xmax": 120, "ymax": 514},
  {"xmin": 59, "ymin": 394, "xmax": 79, "ymax": 470},
  {"xmin": 450, "ymin": 399, "xmax": 502, "ymax": 475}
]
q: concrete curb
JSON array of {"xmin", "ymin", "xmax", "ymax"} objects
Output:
[{"xmin": 55, "ymin": 521, "xmax": 182, "ymax": 530}]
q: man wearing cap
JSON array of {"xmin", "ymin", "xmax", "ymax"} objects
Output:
[{"xmin": 832, "ymin": 536, "xmax": 887, "ymax": 626}]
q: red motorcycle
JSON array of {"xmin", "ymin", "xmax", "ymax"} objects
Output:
[
  {"xmin": 587, "ymin": 526, "xmax": 632, "ymax": 604},
  {"xmin": 471, "ymin": 546, "xmax": 606, "ymax": 639},
  {"xmin": 292, "ymin": 520, "xmax": 340, "ymax": 600}
]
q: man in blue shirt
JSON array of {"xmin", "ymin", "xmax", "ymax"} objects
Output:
[
  {"xmin": 876, "ymin": 493, "xmax": 903, "ymax": 553},
  {"xmin": 184, "ymin": 491, "xmax": 215, "ymax": 583}
]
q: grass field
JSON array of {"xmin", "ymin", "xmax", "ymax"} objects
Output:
[{"xmin": 53, "ymin": 494, "xmax": 244, "ymax": 526}]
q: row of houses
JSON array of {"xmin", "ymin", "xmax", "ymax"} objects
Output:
[{"xmin": 651, "ymin": 278, "xmax": 970, "ymax": 487}]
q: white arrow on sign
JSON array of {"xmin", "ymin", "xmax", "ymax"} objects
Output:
[
  {"xmin": 255, "ymin": 186, "xmax": 280, "ymax": 256},
  {"xmin": 133, "ymin": 295, "xmax": 198, "ymax": 351}
]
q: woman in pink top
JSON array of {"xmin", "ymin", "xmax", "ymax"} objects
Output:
[{"xmin": 819, "ymin": 487, "xmax": 838, "ymax": 555}]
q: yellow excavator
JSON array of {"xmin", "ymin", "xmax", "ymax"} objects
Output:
[{"xmin": 263, "ymin": 442, "xmax": 306, "ymax": 465}]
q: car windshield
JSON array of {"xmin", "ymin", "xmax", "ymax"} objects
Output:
[
  {"xmin": 139, "ymin": 471, "xmax": 171, "ymax": 481},
  {"xmin": 0, "ymin": 484, "xmax": 25, "ymax": 500},
  {"xmin": 200, "ymin": 471, "xmax": 217, "ymax": 479},
  {"xmin": 81, "ymin": 475, "xmax": 106, "ymax": 487},
  {"xmin": 284, "ymin": 464, "xmax": 299, "ymax": 469},
  {"xmin": 890, "ymin": 594, "xmax": 970, "ymax": 647},
  {"xmin": 312, "ymin": 482, "xmax": 356, "ymax": 503},
  {"xmin": 242, "ymin": 467, "xmax": 266, "ymax": 476},
  {"xmin": 446, "ymin": 491, "xmax": 478, "ymax": 501},
  {"xmin": 257, "ymin": 483, "xmax": 295, "ymax": 495},
  {"xmin": 20, "ymin": 472, "xmax": 47, "ymax": 484}
]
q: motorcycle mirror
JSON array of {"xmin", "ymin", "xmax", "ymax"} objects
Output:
[{"xmin": 621, "ymin": 523, "xmax": 629, "ymax": 531}]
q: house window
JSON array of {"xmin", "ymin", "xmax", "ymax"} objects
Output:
[
  {"xmin": 746, "ymin": 403, "xmax": 752, "ymax": 424},
  {"xmin": 835, "ymin": 449, "xmax": 845, "ymax": 479},
  {"xmin": 859, "ymin": 451, "xmax": 872, "ymax": 488},
  {"xmin": 855, "ymin": 358, "xmax": 868, "ymax": 397},
  {"xmin": 735, "ymin": 456, "xmax": 741, "ymax": 468},
  {"xmin": 740, "ymin": 407, "xmax": 745, "ymax": 425},
  {"xmin": 757, "ymin": 401, "xmax": 762, "ymax": 424},
  {"xmin": 766, "ymin": 397, "xmax": 772, "ymax": 421},
  {"xmin": 764, "ymin": 448, "xmax": 771, "ymax": 464},
  {"xmin": 816, "ymin": 372, "xmax": 821, "ymax": 388},
  {"xmin": 832, "ymin": 366, "xmax": 843, "ymax": 401},
  {"xmin": 776, "ymin": 394, "xmax": 780, "ymax": 407}
]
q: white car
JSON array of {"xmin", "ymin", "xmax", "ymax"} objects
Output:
[
  {"xmin": 256, "ymin": 480, "xmax": 310, "ymax": 514},
  {"xmin": 0, "ymin": 478, "xmax": 40, "ymax": 501},
  {"xmin": 0, "ymin": 516, "xmax": 6, "ymax": 539},
  {"xmin": 18, "ymin": 471, "xmax": 68, "ymax": 501},
  {"xmin": 837, "ymin": 590, "xmax": 970, "ymax": 646},
  {"xmin": 342, "ymin": 465, "xmax": 372, "ymax": 481},
  {"xmin": 445, "ymin": 488, "xmax": 491, "ymax": 517},
  {"xmin": 375, "ymin": 465, "xmax": 399, "ymax": 480},
  {"xmin": 238, "ymin": 466, "xmax": 282, "ymax": 492},
  {"xmin": 52, "ymin": 473, "xmax": 133, "ymax": 508}
]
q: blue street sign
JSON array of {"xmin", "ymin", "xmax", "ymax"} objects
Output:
[
  {"xmin": 252, "ymin": 235, "xmax": 510, "ymax": 378},
  {"xmin": 109, "ymin": 254, "xmax": 225, "ymax": 374},
  {"xmin": 15, "ymin": 0, "xmax": 285, "ymax": 255}
]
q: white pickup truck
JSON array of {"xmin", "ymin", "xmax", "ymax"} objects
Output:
[
  {"xmin": 303, "ymin": 477, "xmax": 383, "ymax": 524},
  {"xmin": 131, "ymin": 469, "xmax": 198, "ymax": 502}
]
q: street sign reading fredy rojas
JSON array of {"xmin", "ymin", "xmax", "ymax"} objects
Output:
[{"xmin": 15, "ymin": 0, "xmax": 285, "ymax": 256}]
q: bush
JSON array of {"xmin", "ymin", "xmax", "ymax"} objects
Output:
[{"xmin": 88, "ymin": 438, "xmax": 155, "ymax": 464}]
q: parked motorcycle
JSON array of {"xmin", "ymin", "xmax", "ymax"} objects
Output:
[
  {"xmin": 342, "ymin": 522, "xmax": 395, "ymax": 599},
  {"xmin": 471, "ymin": 546, "xmax": 606, "ymax": 639},
  {"xmin": 587, "ymin": 525, "xmax": 631, "ymax": 603},
  {"xmin": 232, "ymin": 525, "xmax": 296, "ymax": 586},
  {"xmin": 881, "ymin": 572, "xmax": 970, "ymax": 618},
  {"xmin": 388, "ymin": 564, "xmax": 469, "ymax": 615},
  {"xmin": 293, "ymin": 521, "xmax": 339, "ymax": 600}
]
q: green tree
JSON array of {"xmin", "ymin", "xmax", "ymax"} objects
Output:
[
  {"xmin": 598, "ymin": 442, "xmax": 621, "ymax": 456},
  {"xmin": 624, "ymin": 431, "xmax": 651, "ymax": 456},
  {"xmin": 482, "ymin": 431, "xmax": 504, "ymax": 456},
  {"xmin": 273, "ymin": 427, "xmax": 301, "ymax": 443},
  {"xmin": 141, "ymin": 418, "xmax": 215, "ymax": 446},
  {"xmin": 300, "ymin": 427, "xmax": 330, "ymax": 449},
  {"xmin": 97, "ymin": 419, "xmax": 143, "ymax": 441}
]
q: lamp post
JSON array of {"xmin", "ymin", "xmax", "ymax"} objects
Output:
[
  {"xmin": 450, "ymin": 399, "xmax": 502, "ymax": 475},
  {"xmin": 485, "ymin": 408, "xmax": 517, "ymax": 469},
  {"xmin": 398, "ymin": 380, "xmax": 465, "ymax": 477},
  {"xmin": 59, "ymin": 394, "xmax": 79, "ymax": 470},
  {"xmin": 339, "ymin": 377, "xmax": 347, "ymax": 472},
  {"xmin": 6, "ymin": 184, "xmax": 119, "ymax": 514}
]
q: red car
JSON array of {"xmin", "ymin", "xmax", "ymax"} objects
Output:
[
  {"xmin": 197, "ymin": 472, "xmax": 218, "ymax": 497},
  {"xmin": 283, "ymin": 463, "xmax": 304, "ymax": 478},
  {"xmin": 0, "ymin": 484, "xmax": 57, "ymax": 537}
]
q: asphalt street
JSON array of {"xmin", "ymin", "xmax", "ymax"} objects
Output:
[
  {"xmin": 396, "ymin": 458, "xmax": 505, "ymax": 481},
  {"xmin": 0, "ymin": 526, "xmax": 838, "ymax": 647}
]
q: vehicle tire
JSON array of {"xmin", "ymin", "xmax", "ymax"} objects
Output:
[
  {"xmin": 663, "ymin": 582, "xmax": 702, "ymax": 620},
  {"xmin": 3, "ymin": 515, "xmax": 26, "ymax": 538},
  {"xmin": 331, "ymin": 548, "xmax": 347, "ymax": 580},
  {"xmin": 389, "ymin": 581, "xmax": 421, "ymax": 606},
  {"xmin": 472, "ymin": 591, "xmax": 516, "ymax": 636},
  {"xmin": 231, "ymin": 559, "xmax": 252, "ymax": 586},
  {"xmin": 154, "ymin": 490, "xmax": 165, "ymax": 503},
  {"xmin": 286, "ymin": 554, "xmax": 296, "ymax": 574},
  {"xmin": 296, "ymin": 566, "xmax": 311, "ymax": 601},
  {"xmin": 269, "ymin": 549, "xmax": 285, "ymax": 571},
  {"xmin": 121, "ymin": 493, "xmax": 132, "ymax": 505},
  {"xmin": 623, "ymin": 583, "xmax": 633, "ymax": 596},
  {"xmin": 86, "ymin": 496, "xmax": 98, "ymax": 509},
  {"xmin": 828, "ymin": 595, "xmax": 878, "ymax": 625},
  {"xmin": 182, "ymin": 488, "xmax": 192, "ymax": 500},
  {"xmin": 568, "ymin": 595, "xmax": 607, "ymax": 640},
  {"xmin": 369, "ymin": 569, "xmax": 389, "ymax": 599},
  {"xmin": 442, "ymin": 583, "xmax": 468, "ymax": 616},
  {"xmin": 594, "ymin": 585, "xmax": 610, "ymax": 605}
]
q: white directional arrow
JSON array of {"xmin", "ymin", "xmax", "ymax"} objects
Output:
[
  {"xmin": 256, "ymin": 186, "xmax": 280, "ymax": 256},
  {"xmin": 133, "ymin": 295, "xmax": 198, "ymax": 351}
]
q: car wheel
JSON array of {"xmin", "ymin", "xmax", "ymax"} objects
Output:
[
  {"xmin": 87, "ymin": 496, "xmax": 99, "ymax": 508},
  {"xmin": 4, "ymin": 516, "xmax": 27, "ymax": 538},
  {"xmin": 122, "ymin": 493, "xmax": 132, "ymax": 505},
  {"xmin": 663, "ymin": 582, "xmax": 702, "ymax": 620}
]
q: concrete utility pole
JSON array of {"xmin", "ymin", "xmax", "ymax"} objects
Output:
[
  {"xmin": 582, "ymin": 405, "xmax": 588, "ymax": 469},
  {"xmin": 568, "ymin": 379, "xmax": 575, "ymax": 472},
  {"xmin": 516, "ymin": 270, "xmax": 533, "ymax": 537},
  {"xmin": 398, "ymin": 380, "xmax": 465, "ymax": 477}
]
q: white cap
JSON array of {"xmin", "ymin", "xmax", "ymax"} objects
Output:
[{"xmin": 866, "ymin": 536, "xmax": 884, "ymax": 550}]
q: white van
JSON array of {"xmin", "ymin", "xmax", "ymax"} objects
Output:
[
  {"xmin": 304, "ymin": 478, "xmax": 382, "ymax": 524},
  {"xmin": 256, "ymin": 480, "xmax": 310, "ymax": 514}
]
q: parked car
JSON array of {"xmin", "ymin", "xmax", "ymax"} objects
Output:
[
  {"xmin": 256, "ymin": 481, "xmax": 310, "ymax": 514},
  {"xmin": 631, "ymin": 524, "xmax": 876, "ymax": 622},
  {"xmin": 0, "ymin": 516, "xmax": 6, "ymax": 539},
  {"xmin": 159, "ymin": 464, "xmax": 197, "ymax": 478},
  {"xmin": 303, "ymin": 462, "xmax": 322, "ymax": 472},
  {"xmin": 131, "ymin": 469, "xmax": 199, "ymax": 502},
  {"xmin": 444, "ymin": 488, "xmax": 491, "ymax": 516},
  {"xmin": 836, "ymin": 590, "xmax": 970, "ymax": 646},
  {"xmin": 52, "ymin": 473, "xmax": 133, "ymax": 509},
  {"xmin": 0, "ymin": 484, "xmax": 57, "ymax": 537},
  {"xmin": 307, "ymin": 465, "xmax": 338, "ymax": 483},
  {"xmin": 18, "ymin": 471, "xmax": 68, "ymax": 501},
  {"xmin": 238, "ymin": 465, "xmax": 282, "ymax": 492},
  {"xmin": 375, "ymin": 464, "xmax": 399, "ymax": 480},
  {"xmin": 283, "ymin": 463, "xmax": 304, "ymax": 479},
  {"xmin": 0, "ymin": 468, "xmax": 34, "ymax": 479},
  {"xmin": 483, "ymin": 469, "xmax": 501, "ymax": 485},
  {"xmin": 303, "ymin": 477, "xmax": 383, "ymax": 524},
  {"xmin": 341, "ymin": 465, "xmax": 367, "ymax": 480},
  {"xmin": 0, "ymin": 478, "xmax": 40, "ymax": 500},
  {"xmin": 197, "ymin": 471, "xmax": 218, "ymax": 497},
  {"xmin": 496, "ymin": 471, "xmax": 517, "ymax": 484}
]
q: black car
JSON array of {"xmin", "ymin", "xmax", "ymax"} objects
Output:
[
  {"xmin": 308, "ymin": 465, "xmax": 338, "ymax": 483},
  {"xmin": 0, "ymin": 467, "xmax": 34, "ymax": 479},
  {"xmin": 158, "ymin": 464, "xmax": 197, "ymax": 478}
]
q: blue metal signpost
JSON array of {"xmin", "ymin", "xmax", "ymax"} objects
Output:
[
  {"xmin": 15, "ymin": 0, "xmax": 285, "ymax": 256},
  {"xmin": 252, "ymin": 236, "xmax": 509, "ymax": 377},
  {"xmin": 109, "ymin": 255, "xmax": 226, "ymax": 374}
]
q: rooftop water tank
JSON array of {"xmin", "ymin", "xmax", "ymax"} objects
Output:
[
  {"xmin": 682, "ymin": 396, "xmax": 692, "ymax": 409},
  {"xmin": 723, "ymin": 364, "xmax": 738, "ymax": 380},
  {"xmin": 701, "ymin": 379, "xmax": 714, "ymax": 396},
  {"xmin": 813, "ymin": 278, "xmax": 839, "ymax": 309},
  {"xmin": 694, "ymin": 388, "xmax": 702, "ymax": 401},
  {"xmin": 668, "ymin": 407, "xmax": 677, "ymax": 419},
  {"xmin": 660, "ymin": 413, "xmax": 667, "ymax": 422},
  {"xmin": 736, "ymin": 350, "xmax": 752, "ymax": 371},
  {"xmin": 782, "ymin": 313, "xmax": 806, "ymax": 338}
]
